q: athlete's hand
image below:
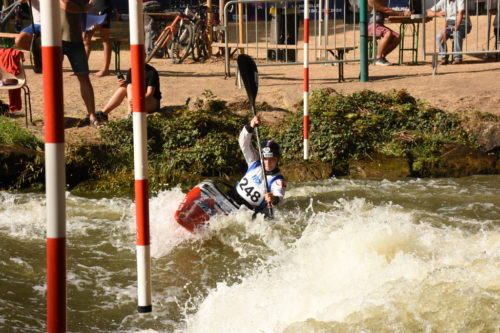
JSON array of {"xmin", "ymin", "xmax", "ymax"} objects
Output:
[
  {"xmin": 250, "ymin": 116, "xmax": 260, "ymax": 128},
  {"xmin": 264, "ymin": 192, "xmax": 275, "ymax": 204}
]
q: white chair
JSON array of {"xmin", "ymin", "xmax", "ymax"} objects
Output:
[{"xmin": 0, "ymin": 58, "xmax": 32, "ymax": 127}]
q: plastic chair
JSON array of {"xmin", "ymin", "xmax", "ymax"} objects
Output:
[{"xmin": 0, "ymin": 59, "xmax": 32, "ymax": 127}]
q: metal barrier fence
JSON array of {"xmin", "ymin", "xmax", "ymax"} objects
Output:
[
  {"xmin": 214, "ymin": 0, "xmax": 500, "ymax": 77},
  {"xmin": 215, "ymin": 0, "xmax": 364, "ymax": 78},
  {"xmin": 422, "ymin": 0, "xmax": 500, "ymax": 73}
]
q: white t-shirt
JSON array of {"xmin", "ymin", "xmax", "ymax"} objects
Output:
[
  {"xmin": 430, "ymin": 0, "xmax": 469, "ymax": 23},
  {"xmin": 30, "ymin": 0, "xmax": 41, "ymax": 24}
]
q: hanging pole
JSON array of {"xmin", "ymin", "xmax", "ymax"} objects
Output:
[
  {"xmin": 319, "ymin": 0, "xmax": 323, "ymax": 48},
  {"xmin": 41, "ymin": 0, "xmax": 66, "ymax": 331},
  {"xmin": 207, "ymin": 0, "xmax": 213, "ymax": 56},
  {"xmin": 128, "ymin": 0, "xmax": 152, "ymax": 314},
  {"xmin": 324, "ymin": 0, "xmax": 330, "ymax": 56},
  {"xmin": 238, "ymin": 2, "xmax": 244, "ymax": 53},
  {"xmin": 304, "ymin": 0, "xmax": 310, "ymax": 160}
]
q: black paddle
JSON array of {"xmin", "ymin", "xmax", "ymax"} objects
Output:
[{"xmin": 237, "ymin": 54, "xmax": 273, "ymax": 218}]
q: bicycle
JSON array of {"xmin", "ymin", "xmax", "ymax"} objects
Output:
[
  {"xmin": 145, "ymin": 8, "xmax": 194, "ymax": 64},
  {"xmin": 190, "ymin": 5, "xmax": 221, "ymax": 62},
  {"xmin": 0, "ymin": 0, "xmax": 22, "ymax": 32},
  {"xmin": 0, "ymin": 0, "xmax": 41, "ymax": 73},
  {"xmin": 190, "ymin": 5, "xmax": 210, "ymax": 62}
]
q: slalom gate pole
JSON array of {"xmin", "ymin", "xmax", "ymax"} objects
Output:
[
  {"xmin": 128, "ymin": 0, "xmax": 152, "ymax": 313},
  {"xmin": 324, "ymin": 0, "xmax": 329, "ymax": 50},
  {"xmin": 303, "ymin": 0, "xmax": 310, "ymax": 160},
  {"xmin": 41, "ymin": 0, "xmax": 66, "ymax": 331}
]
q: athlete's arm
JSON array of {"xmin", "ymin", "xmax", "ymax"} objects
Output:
[{"xmin": 238, "ymin": 118, "xmax": 260, "ymax": 166}]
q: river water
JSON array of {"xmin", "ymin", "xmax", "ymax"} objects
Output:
[{"xmin": 0, "ymin": 176, "xmax": 499, "ymax": 332}]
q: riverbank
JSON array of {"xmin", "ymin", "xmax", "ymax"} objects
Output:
[
  {"xmin": 4, "ymin": 49, "xmax": 500, "ymax": 139},
  {"xmin": 0, "ymin": 50, "xmax": 499, "ymax": 192}
]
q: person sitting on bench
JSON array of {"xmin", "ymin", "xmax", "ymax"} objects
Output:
[{"xmin": 367, "ymin": 0, "xmax": 411, "ymax": 66}]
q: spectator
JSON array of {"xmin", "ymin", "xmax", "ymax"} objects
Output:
[
  {"xmin": 367, "ymin": 0, "xmax": 411, "ymax": 66},
  {"xmin": 427, "ymin": 0, "xmax": 472, "ymax": 65},
  {"xmin": 60, "ymin": 0, "xmax": 100, "ymax": 127},
  {"xmin": 14, "ymin": 0, "xmax": 40, "ymax": 51},
  {"xmin": 96, "ymin": 64, "xmax": 161, "ymax": 120},
  {"xmin": 83, "ymin": 0, "xmax": 113, "ymax": 77}
]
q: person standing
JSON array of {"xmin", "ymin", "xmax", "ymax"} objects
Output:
[
  {"xmin": 60, "ymin": 0, "xmax": 100, "ymax": 127},
  {"xmin": 367, "ymin": 0, "xmax": 411, "ymax": 66},
  {"xmin": 83, "ymin": 0, "xmax": 113, "ymax": 76},
  {"xmin": 427, "ymin": 0, "xmax": 472, "ymax": 65}
]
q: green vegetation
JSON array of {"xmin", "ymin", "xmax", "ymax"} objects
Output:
[
  {"xmin": 72, "ymin": 91, "xmax": 247, "ymax": 194},
  {"xmin": 0, "ymin": 117, "xmax": 43, "ymax": 150},
  {"xmin": 2, "ymin": 89, "xmax": 495, "ymax": 193},
  {"xmin": 0, "ymin": 118, "xmax": 44, "ymax": 189},
  {"xmin": 262, "ymin": 89, "xmax": 474, "ymax": 175}
]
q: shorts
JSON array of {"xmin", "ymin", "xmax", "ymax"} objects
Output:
[
  {"xmin": 100, "ymin": 14, "xmax": 111, "ymax": 29},
  {"xmin": 62, "ymin": 41, "xmax": 89, "ymax": 75},
  {"xmin": 368, "ymin": 23, "xmax": 400, "ymax": 39},
  {"xmin": 21, "ymin": 24, "xmax": 41, "ymax": 35}
]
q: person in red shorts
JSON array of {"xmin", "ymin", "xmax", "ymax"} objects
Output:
[{"xmin": 367, "ymin": 0, "xmax": 411, "ymax": 66}]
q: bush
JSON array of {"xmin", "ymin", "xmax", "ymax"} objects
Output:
[
  {"xmin": 96, "ymin": 93, "xmax": 247, "ymax": 193},
  {"xmin": 0, "ymin": 117, "xmax": 43, "ymax": 150},
  {"xmin": 268, "ymin": 89, "xmax": 473, "ymax": 174}
]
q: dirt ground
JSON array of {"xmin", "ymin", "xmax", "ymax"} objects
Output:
[{"xmin": 3, "ymin": 47, "xmax": 500, "ymax": 143}]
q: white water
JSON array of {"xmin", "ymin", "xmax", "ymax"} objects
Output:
[
  {"xmin": 186, "ymin": 198, "xmax": 499, "ymax": 332},
  {"xmin": 0, "ymin": 176, "xmax": 499, "ymax": 332}
]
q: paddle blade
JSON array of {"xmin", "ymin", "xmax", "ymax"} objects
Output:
[{"xmin": 237, "ymin": 54, "xmax": 259, "ymax": 107}]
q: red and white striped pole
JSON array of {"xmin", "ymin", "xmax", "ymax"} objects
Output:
[
  {"xmin": 303, "ymin": 0, "xmax": 310, "ymax": 160},
  {"xmin": 128, "ymin": 0, "xmax": 152, "ymax": 313},
  {"xmin": 41, "ymin": 0, "xmax": 66, "ymax": 331}
]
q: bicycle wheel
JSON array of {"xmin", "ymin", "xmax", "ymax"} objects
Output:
[
  {"xmin": 169, "ymin": 22, "xmax": 193, "ymax": 64},
  {"xmin": 191, "ymin": 23, "xmax": 209, "ymax": 62},
  {"xmin": 145, "ymin": 27, "xmax": 171, "ymax": 64}
]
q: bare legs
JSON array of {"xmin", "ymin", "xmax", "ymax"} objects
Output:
[
  {"xmin": 101, "ymin": 86, "xmax": 127, "ymax": 114},
  {"xmin": 377, "ymin": 32, "xmax": 400, "ymax": 59},
  {"xmin": 14, "ymin": 32, "xmax": 32, "ymax": 51},
  {"xmin": 101, "ymin": 84, "xmax": 160, "ymax": 117},
  {"xmin": 84, "ymin": 27, "xmax": 112, "ymax": 77},
  {"xmin": 76, "ymin": 73, "xmax": 97, "ymax": 123}
]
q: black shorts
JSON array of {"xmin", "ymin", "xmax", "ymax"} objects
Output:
[
  {"xmin": 100, "ymin": 13, "xmax": 111, "ymax": 29},
  {"xmin": 62, "ymin": 41, "xmax": 89, "ymax": 75}
]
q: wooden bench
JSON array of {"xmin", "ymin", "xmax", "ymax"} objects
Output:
[
  {"xmin": 212, "ymin": 42, "xmax": 356, "ymax": 82},
  {"xmin": 308, "ymin": 46, "xmax": 357, "ymax": 82},
  {"xmin": 0, "ymin": 32, "xmax": 20, "ymax": 48},
  {"xmin": 0, "ymin": 33, "xmax": 128, "ymax": 74},
  {"xmin": 90, "ymin": 36, "xmax": 128, "ymax": 74}
]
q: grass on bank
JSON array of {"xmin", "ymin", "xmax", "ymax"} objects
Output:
[{"xmin": 2, "ymin": 89, "xmax": 497, "ymax": 194}]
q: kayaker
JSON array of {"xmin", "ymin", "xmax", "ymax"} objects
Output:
[{"xmin": 228, "ymin": 116, "xmax": 286, "ymax": 216}]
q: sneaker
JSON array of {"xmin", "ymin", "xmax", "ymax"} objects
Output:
[
  {"xmin": 375, "ymin": 57, "xmax": 391, "ymax": 66},
  {"xmin": 95, "ymin": 111, "xmax": 108, "ymax": 122},
  {"xmin": 440, "ymin": 58, "xmax": 449, "ymax": 65},
  {"xmin": 452, "ymin": 59, "xmax": 463, "ymax": 64}
]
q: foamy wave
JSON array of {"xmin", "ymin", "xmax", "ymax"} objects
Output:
[{"xmin": 186, "ymin": 198, "xmax": 500, "ymax": 333}]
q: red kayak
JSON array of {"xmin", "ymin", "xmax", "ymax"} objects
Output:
[{"xmin": 174, "ymin": 180, "xmax": 240, "ymax": 232}]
